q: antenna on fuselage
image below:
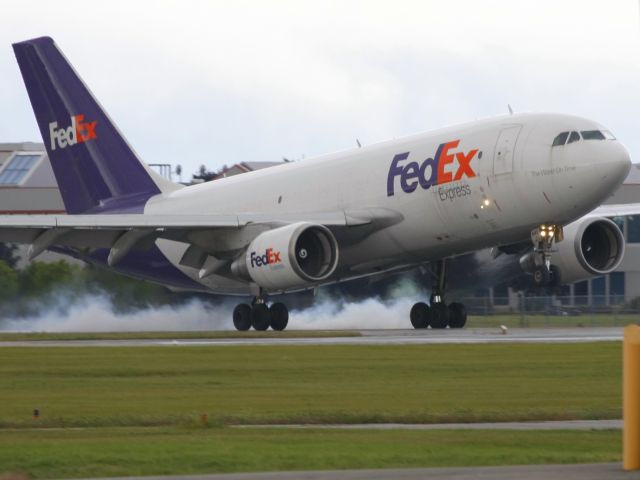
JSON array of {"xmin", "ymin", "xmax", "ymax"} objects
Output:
[
  {"xmin": 508, "ymin": 104, "xmax": 514, "ymax": 115},
  {"xmin": 356, "ymin": 138, "xmax": 362, "ymax": 148}
]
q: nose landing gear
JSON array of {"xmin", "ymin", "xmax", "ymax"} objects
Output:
[
  {"xmin": 410, "ymin": 259, "xmax": 467, "ymax": 329},
  {"xmin": 529, "ymin": 224, "xmax": 563, "ymax": 288},
  {"xmin": 233, "ymin": 294, "xmax": 290, "ymax": 331}
]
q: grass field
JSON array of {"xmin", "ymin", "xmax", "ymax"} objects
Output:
[
  {"xmin": 0, "ymin": 427, "xmax": 622, "ymax": 479},
  {"xmin": 0, "ymin": 342, "xmax": 623, "ymax": 477},
  {"xmin": 0, "ymin": 343, "xmax": 621, "ymax": 427}
]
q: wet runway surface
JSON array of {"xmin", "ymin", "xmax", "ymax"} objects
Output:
[{"xmin": 0, "ymin": 327, "xmax": 624, "ymax": 347}]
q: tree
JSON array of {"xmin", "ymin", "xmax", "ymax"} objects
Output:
[
  {"xmin": 0, "ymin": 243, "xmax": 19, "ymax": 268},
  {"xmin": 0, "ymin": 260, "xmax": 19, "ymax": 301},
  {"xmin": 19, "ymin": 260, "xmax": 80, "ymax": 296}
]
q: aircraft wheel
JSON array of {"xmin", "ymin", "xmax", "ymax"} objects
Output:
[
  {"xmin": 448, "ymin": 302, "xmax": 467, "ymax": 329},
  {"xmin": 533, "ymin": 265, "xmax": 551, "ymax": 287},
  {"xmin": 233, "ymin": 304, "xmax": 252, "ymax": 331},
  {"xmin": 410, "ymin": 302, "xmax": 430, "ymax": 329},
  {"xmin": 430, "ymin": 303, "xmax": 449, "ymax": 329},
  {"xmin": 251, "ymin": 304, "xmax": 271, "ymax": 331},
  {"xmin": 270, "ymin": 302, "xmax": 289, "ymax": 331}
]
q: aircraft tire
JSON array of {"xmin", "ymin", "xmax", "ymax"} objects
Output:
[
  {"xmin": 410, "ymin": 302, "xmax": 430, "ymax": 329},
  {"xmin": 533, "ymin": 266, "xmax": 551, "ymax": 287},
  {"xmin": 270, "ymin": 302, "xmax": 289, "ymax": 331},
  {"xmin": 252, "ymin": 304, "xmax": 271, "ymax": 331},
  {"xmin": 430, "ymin": 303, "xmax": 449, "ymax": 329},
  {"xmin": 233, "ymin": 304, "xmax": 252, "ymax": 331},
  {"xmin": 448, "ymin": 302, "xmax": 467, "ymax": 328}
]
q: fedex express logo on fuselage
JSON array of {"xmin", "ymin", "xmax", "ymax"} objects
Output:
[
  {"xmin": 49, "ymin": 114, "xmax": 97, "ymax": 151},
  {"xmin": 387, "ymin": 140, "xmax": 478, "ymax": 196},
  {"xmin": 250, "ymin": 248, "xmax": 282, "ymax": 268}
]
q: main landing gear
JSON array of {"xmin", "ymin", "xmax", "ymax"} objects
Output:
[
  {"xmin": 233, "ymin": 295, "xmax": 289, "ymax": 331},
  {"xmin": 410, "ymin": 259, "xmax": 467, "ymax": 329}
]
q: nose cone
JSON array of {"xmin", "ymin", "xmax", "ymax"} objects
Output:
[
  {"xmin": 579, "ymin": 140, "xmax": 632, "ymax": 206},
  {"xmin": 608, "ymin": 141, "xmax": 633, "ymax": 186}
]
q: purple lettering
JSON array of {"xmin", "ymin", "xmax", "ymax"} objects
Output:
[
  {"xmin": 387, "ymin": 152, "xmax": 410, "ymax": 197},
  {"xmin": 401, "ymin": 161, "xmax": 420, "ymax": 193}
]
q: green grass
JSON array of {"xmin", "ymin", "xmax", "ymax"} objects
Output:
[
  {"xmin": 0, "ymin": 427, "xmax": 622, "ymax": 479},
  {"xmin": 0, "ymin": 343, "xmax": 623, "ymax": 478},
  {"xmin": 0, "ymin": 343, "xmax": 621, "ymax": 428},
  {"xmin": 0, "ymin": 330, "xmax": 360, "ymax": 342}
]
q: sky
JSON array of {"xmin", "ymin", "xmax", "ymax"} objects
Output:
[{"xmin": 0, "ymin": 0, "xmax": 638, "ymax": 180}]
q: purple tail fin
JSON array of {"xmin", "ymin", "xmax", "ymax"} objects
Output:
[{"xmin": 13, "ymin": 36, "xmax": 162, "ymax": 214}]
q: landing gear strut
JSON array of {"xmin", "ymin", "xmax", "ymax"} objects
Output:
[
  {"xmin": 410, "ymin": 259, "xmax": 467, "ymax": 329},
  {"xmin": 233, "ymin": 293, "xmax": 289, "ymax": 331}
]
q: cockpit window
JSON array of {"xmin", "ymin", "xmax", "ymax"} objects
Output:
[
  {"xmin": 552, "ymin": 131, "xmax": 569, "ymax": 146},
  {"xmin": 603, "ymin": 130, "xmax": 616, "ymax": 140},
  {"xmin": 581, "ymin": 130, "xmax": 606, "ymax": 140},
  {"xmin": 567, "ymin": 131, "xmax": 580, "ymax": 144}
]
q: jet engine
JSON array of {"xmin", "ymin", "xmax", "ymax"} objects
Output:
[
  {"xmin": 231, "ymin": 222, "xmax": 339, "ymax": 292},
  {"xmin": 519, "ymin": 217, "xmax": 625, "ymax": 285}
]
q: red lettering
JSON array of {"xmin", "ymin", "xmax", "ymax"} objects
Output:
[
  {"xmin": 266, "ymin": 248, "xmax": 281, "ymax": 264},
  {"xmin": 437, "ymin": 140, "xmax": 458, "ymax": 184},
  {"xmin": 454, "ymin": 149, "xmax": 477, "ymax": 180},
  {"xmin": 75, "ymin": 114, "xmax": 97, "ymax": 143}
]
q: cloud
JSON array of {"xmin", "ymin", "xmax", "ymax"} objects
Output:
[{"xmin": 0, "ymin": 0, "xmax": 637, "ymax": 175}]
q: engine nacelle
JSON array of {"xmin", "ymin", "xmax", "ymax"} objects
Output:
[
  {"xmin": 520, "ymin": 217, "xmax": 624, "ymax": 285},
  {"xmin": 231, "ymin": 222, "xmax": 339, "ymax": 292}
]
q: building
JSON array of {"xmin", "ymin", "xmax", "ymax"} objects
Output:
[{"xmin": 0, "ymin": 143, "xmax": 64, "ymax": 214}]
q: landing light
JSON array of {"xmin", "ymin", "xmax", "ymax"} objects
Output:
[{"xmin": 483, "ymin": 199, "xmax": 490, "ymax": 206}]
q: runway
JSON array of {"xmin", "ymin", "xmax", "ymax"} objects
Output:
[
  {"xmin": 0, "ymin": 327, "xmax": 624, "ymax": 347},
  {"xmin": 79, "ymin": 463, "xmax": 640, "ymax": 480},
  {"xmin": 235, "ymin": 419, "xmax": 623, "ymax": 431}
]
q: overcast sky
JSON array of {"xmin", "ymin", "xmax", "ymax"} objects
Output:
[{"xmin": 0, "ymin": 0, "xmax": 638, "ymax": 180}]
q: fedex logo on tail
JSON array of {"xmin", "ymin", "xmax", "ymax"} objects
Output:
[
  {"xmin": 250, "ymin": 248, "xmax": 282, "ymax": 268},
  {"xmin": 49, "ymin": 114, "xmax": 97, "ymax": 151},
  {"xmin": 387, "ymin": 140, "xmax": 478, "ymax": 196}
]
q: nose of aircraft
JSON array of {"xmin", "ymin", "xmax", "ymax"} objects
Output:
[
  {"xmin": 604, "ymin": 140, "xmax": 632, "ymax": 187},
  {"xmin": 578, "ymin": 140, "xmax": 632, "ymax": 205}
]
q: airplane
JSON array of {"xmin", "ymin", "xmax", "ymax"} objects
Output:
[{"xmin": 0, "ymin": 36, "xmax": 631, "ymax": 331}]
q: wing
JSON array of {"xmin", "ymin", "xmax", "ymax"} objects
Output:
[
  {"xmin": 586, "ymin": 203, "xmax": 640, "ymax": 219},
  {"xmin": 0, "ymin": 208, "xmax": 402, "ymax": 272}
]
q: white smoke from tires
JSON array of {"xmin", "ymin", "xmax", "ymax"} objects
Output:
[{"xmin": 0, "ymin": 278, "xmax": 425, "ymax": 332}]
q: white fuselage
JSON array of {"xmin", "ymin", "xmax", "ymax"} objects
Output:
[{"xmin": 145, "ymin": 112, "xmax": 631, "ymax": 295}]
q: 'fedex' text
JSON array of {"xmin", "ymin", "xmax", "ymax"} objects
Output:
[
  {"xmin": 49, "ymin": 114, "xmax": 97, "ymax": 151},
  {"xmin": 250, "ymin": 248, "xmax": 282, "ymax": 268},
  {"xmin": 387, "ymin": 140, "xmax": 478, "ymax": 196}
]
